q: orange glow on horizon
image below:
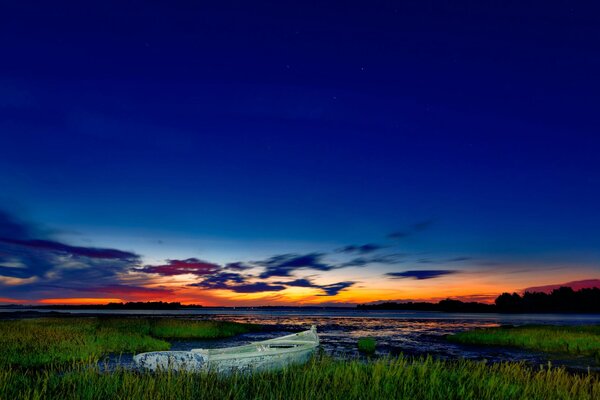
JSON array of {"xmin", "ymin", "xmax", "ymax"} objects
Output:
[
  {"xmin": 0, "ymin": 297, "xmax": 29, "ymax": 304},
  {"xmin": 39, "ymin": 298, "xmax": 123, "ymax": 305},
  {"xmin": 23, "ymin": 271, "xmax": 600, "ymax": 306}
]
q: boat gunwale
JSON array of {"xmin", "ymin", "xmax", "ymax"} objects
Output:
[
  {"xmin": 191, "ymin": 327, "xmax": 318, "ymax": 361},
  {"xmin": 205, "ymin": 343, "xmax": 317, "ymax": 361}
]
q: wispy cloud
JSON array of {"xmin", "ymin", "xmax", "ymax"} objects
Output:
[
  {"xmin": 341, "ymin": 253, "xmax": 406, "ymax": 267},
  {"xmin": 338, "ymin": 243, "xmax": 385, "ymax": 254},
  {"xmin": 388, "ymin": 219, "xmax": 436, "ymax": 239},
  {"xmin": 187, "ymin": 270, "xmax": 356, "ymax": 296},
  {"xmin": 138, "ymin": 258, "xmax": 221, "ymax": 276},
  {"xmin": 225, "ymin": 262, "xmax": 254, "ymax": 271},
  {"xmin": 316, "ymin": 281, "xmax": 355, "ymax": 296},
  {"xmin": 0, "ymin": 208, "xmax": 152, "ymax": 300},
  {"xmin": 190, "ymin": 274, "xmax": 287, "ymax": 293},
  {"xmin": 275, "ymin": 277, "xmax": 356, "ymax": 296},
  {"xmin": 446, "ymin": 256, "xmax": 472, "ymax": 262},
  {"xmin": 256, "ymin": 253, "xmax": 335, "ymax": 278},
  {"xmin": 385, "ymin": 270, "xmax": 458, "ymax": 280},
  {"xmin": 2, "ymin": 238, "xmax": 138, "ymax": 260}
]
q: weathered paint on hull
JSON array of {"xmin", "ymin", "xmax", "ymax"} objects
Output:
[
  {"xmin": 133, "ymin": 351, "xmax": 207, "ymax": 372},
  {"xmin": 208, "ymin": 347, "xmax": 316, "ymax": 374},
  {"xmin": 134, "ymin": 347, "xmax": 316, "ymax": 373}
]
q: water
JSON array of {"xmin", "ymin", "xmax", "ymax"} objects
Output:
[{"xmin": 5, "ymin": 308, "xmax": 600, "ymax": 371}]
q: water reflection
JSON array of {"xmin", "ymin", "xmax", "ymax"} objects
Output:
[{"xmin": 95, "ymin": 311, "xmax": 600, "ymax": 372}]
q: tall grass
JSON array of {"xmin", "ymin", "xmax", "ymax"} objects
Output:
[
  {"xmin": 0, "ymin": 318, "xmax": 257, "ymax": 368},
  {"xmin": 357, "ymin": 337, "xmax": 376, "ymax": 354},
  {"xmin": 448, "ymin": 325, "xmax": 600, "ymax": 359},
  {"xmin": 149, "ymin": 319, "xmax": 252, "ymax": 339},
  {"xmin": 0, "ymin": 356, "xmax": 598, "ymax": 400}
]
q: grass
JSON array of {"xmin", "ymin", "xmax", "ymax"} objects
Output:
[
  {"xmin": 0, "ymin": 317, "xmax": 258, "ymax": 368},
  {"xmin": 357, "ymin": 337, "xmax": 376, "ymax": 354},
  {"xmin": 2, "ymin": 319, "xmax": 599, "ymax": 399},
  {"xmin": 0, "ymin": 356, "xmax": 598, "ymax": 399},
  {"xmin": 448, "ymin": 325, "xmax": 600, "ymax": 360}
]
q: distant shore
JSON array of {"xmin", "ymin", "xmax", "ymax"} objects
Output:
[{"xmin": 3, "ymin": 285, "xmax": 600, "ymax": 314}]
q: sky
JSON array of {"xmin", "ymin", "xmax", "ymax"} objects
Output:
[{"xmin": 0, "ymin": 1, "xmax": 599, "ymax": 306}]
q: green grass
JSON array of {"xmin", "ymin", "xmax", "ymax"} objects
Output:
[
  {"xmin": 0, "ymin": 356, "xmax": 598, "ymax": 400},
  {"xmin": 357, "ymin": 337, "xmax": 376, "ymax": 354},
  {"xmin": 448, "ymin": 325, "xmax": 600, "ymax": 359},
  {"xmin": 148, "ymin": 319, "xmax": 254, "ymax": 339},
  {"xmin": 2, "ymin": 320, "xmax": 599, "ymax": 399},
  {"xmin": 0, "ymin": 317, "xmax": 258, "ymax": 368}
]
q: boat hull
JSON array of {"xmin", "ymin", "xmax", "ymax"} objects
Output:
[
  {"xmin": 134, "ymin": 326, "xmax": 319, "ymax": 373},
  {"xmin": 133, "ymin": 351, "xmax": 207, "ymax": 372},
  {"xmin": 205, "ymin": 346, "xmax": 315, "ymax": 374}
]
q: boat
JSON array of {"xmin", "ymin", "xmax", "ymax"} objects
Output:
[{"xmin": 134, "ymin": 325, "xmax": 319, "ymax": 373}]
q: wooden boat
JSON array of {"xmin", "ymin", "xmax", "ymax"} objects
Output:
[{"xmin": 134, "ymin": 325, "xmax": 319, "ymax": 373}]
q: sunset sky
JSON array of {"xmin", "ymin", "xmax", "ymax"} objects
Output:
[{"xmin": 1, "ymin": 2, "xmax": 599, "ymax": 306}]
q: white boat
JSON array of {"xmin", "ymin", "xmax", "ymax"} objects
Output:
[{"xmin": 134, "ymin": 325, "xmax": 319, "ymax": 373}]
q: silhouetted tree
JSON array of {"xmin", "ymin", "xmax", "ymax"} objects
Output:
[
  {"xmin": 358, "ymin": 287, "xmax": 600, "ymax": 313},
  {"xmin": 495, "ymin": 292, "xmax": 523, "ymax": 312}
]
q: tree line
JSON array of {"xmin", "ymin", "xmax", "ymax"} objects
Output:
[{"xmin": 357, "ymin": 286, "xmax": 600, "ymax": 313}]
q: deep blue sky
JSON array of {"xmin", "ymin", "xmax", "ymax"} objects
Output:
[{"xmin": 0, "ymin": 1, "xmax": 599, "ymax": 303}]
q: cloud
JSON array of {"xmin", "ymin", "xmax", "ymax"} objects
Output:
[
  {"xmin": 385, "ymin": 270, "xmax": 458, "ymax": 280},
  {"xmin": 277, "ymin": 278, "xmax": 314, "ymax": 288},
  {"xmin": 0, "ymin": 210, "xmax": 140, "ymax": 281},
  {"xmin": 226, "ymin": 282, "xmax": 287, "ymax": 293},
  {"xmin": 0, "ymin": 208, "xmax": 154, "ymax": 301},
  {"xmin": 388, "ymin": 219, "xmax": 436, "ymax": 239},
  {"xmin": 1, "ymin": 238, "xmax": 138, "ymax": 260},
  {"xmin": 32, "ymin": 283, "xmax": 175, "ymax": 301},
  {"xmin": 191, "ymin": 272, "xmax": 247, "ymax": 289},
  {"xmin": 138, "ymin": 258, "xmax": 220, "ymax": 276},
  {"xmin": 189, "ymin": 269, "xmax": 355, "ymax": 296},
  {"xmin": 446, "ymin": 257, "xmax": 472, "ymax": 262},
  {"xmin": 338, "ymin": 243, "xmax": 384, "ymax": 254},
  {"xmin": 257, "ymin": 253, "xmax": 335, "ymax": 278},
  {"xmin": 225, "ymin": 262, "xmax": 253, "ymax": 271},
  {"xmin": 139, "ymin": 251, "xmax": 363, "ymax": 296},
  {"xmin": 189, "ymin": 272, "xmax": 286, "ymax": 293},
  {"xmin": 341, "ymin": 253, "xmax": 406, "ymax": 267},
  {"xmin": 316, "ymin": 281, "xmax": 355, "ymax": 296},
  {"xmin": 0, "ymin": 266, "xmax": 35, "ymax": 279},
  {"xmin": 275, "ymin": 277, "xmax": 356, "ymax": 296},
  {"xmin": 133, "ymin": 247, "xmax": 410, "ymax": 294},
  {"xmin": 0, "ymin": 208, "xmax": 435, "ymax": 302},
  {"xmin": 250, "ymin": 251, "xmax": 403, "ymax": 278}
]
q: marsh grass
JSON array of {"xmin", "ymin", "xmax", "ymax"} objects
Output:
[
  {"xmin": 0, "ymin": 318, "xmax": 257, "ymax": 368},
  {"xmin": 357, "ymin": 337, "xmax": 376, "ymax": 354},
  {"xmin": 448, "ymin": 325, "xmax": 600, "ymax": 360},
  {"xmin": 149, "ymin": 319, "xmax": 251, "ymax": 339},
  {"xmin": 0, "ymin": 356, "xmax": 598, "ymax": 400}
]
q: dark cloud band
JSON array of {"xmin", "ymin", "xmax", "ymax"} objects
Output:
[{"xmin": 386, "ymin": 270, "xmax": 457, "ymax": 280}]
